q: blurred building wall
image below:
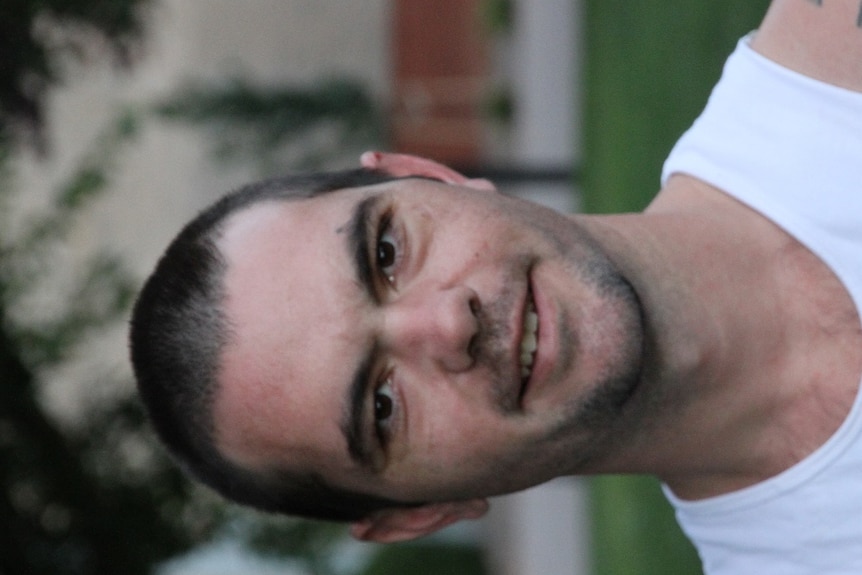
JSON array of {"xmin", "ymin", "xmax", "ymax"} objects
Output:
[{"xmin": 391, "ymin": 0, "xmax": 488, "ymax": 164}]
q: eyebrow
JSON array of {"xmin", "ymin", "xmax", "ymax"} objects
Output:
[
  {"xmin": 347, "ymin": 195, "xmax": 379, "ymax": 300},
  {"xmin": 340, "ymin": 194, "xmax": 382, "ymax": 469},
  {"xmin": 343, "ymin": 349, "xmax": 377, "ymax": 469}
]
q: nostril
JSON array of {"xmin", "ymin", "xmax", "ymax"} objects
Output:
[{"xmin": 469, "ymin": 296, "xmax": 481, "ymax": 316}]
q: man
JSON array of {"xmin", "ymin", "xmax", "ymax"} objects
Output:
[{"xmin": 130, "ymin": 0, "xmax": 862, "ymax": 571}]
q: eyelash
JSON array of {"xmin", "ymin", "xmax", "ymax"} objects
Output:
[
  {"xmin": 375, "ymin": 211, "xmax": 402, "ymax": 286},
  {"xmin": 373, "ymin": 376, "xmax": 398, "ymax": 446}
]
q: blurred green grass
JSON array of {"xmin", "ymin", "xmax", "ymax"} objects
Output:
[
  {"xmin": 583, "ymin": 0, "xmax": 770, "ymax": 213},
  {"xmin": 582, "ymin": 1, "xmax": 770, "ymax": 574}
]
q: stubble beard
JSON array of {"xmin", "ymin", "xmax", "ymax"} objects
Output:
[
  {"xmin": 541, "ymin": 222, "xmax": 648, "ymax": 475},
  {"xmin": 510, "ymin": 272, "xmax": 645, "ymax": 493},
  {"xmin": 452, "ymin": 223, "xmax": 647, "ymax": 496}
]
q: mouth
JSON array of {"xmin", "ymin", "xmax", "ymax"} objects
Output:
[{"xmin": 518, "ymin": 289, "xmax": 539, "ymax": 402}]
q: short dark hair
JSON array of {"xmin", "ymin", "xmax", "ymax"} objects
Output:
[{"xmin": 129, "ymin": 168, "xmax": 413, "ymax": 521}]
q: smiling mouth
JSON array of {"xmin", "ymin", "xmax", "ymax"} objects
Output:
[{"xmin": 519, "ymin": 290, "xmax": 538, "ymax": 391}]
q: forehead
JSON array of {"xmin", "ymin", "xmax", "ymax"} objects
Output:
[
  {"xmin": 210, "ymin": 177, "xmax": 497, "ymax": 479},
  {"xmin": 212, "ymin": 189, "xmax": 369, "ymax": 471}
]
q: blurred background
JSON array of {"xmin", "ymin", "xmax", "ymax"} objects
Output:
[{"xmin": 0, "ymin": 0, "xmax": 768, "ymax": 573}]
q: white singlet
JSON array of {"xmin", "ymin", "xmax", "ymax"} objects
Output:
[{"xmin": 660, "ymin": 35, "xmax": 862, "ymax": 574}]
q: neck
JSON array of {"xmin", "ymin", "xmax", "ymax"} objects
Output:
[{"xmin": 576, "ymin": 175, "xmax": 862, "ymax": 498}]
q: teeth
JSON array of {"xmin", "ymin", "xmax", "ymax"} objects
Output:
[
  {"xmin": 525, "ymin": 309, "xmax": 538, "ymax": 333},
  {"xmin": 519, "ymin": 297, "xmax": 538, "ymax": 380}
]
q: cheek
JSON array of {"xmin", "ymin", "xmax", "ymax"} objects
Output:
[
  {"xmin": 431, "ymin": 224, "xmax": 514, "ymax": 277},
  {"xmin": 412, "ymin": 392, "xmax": 510, "ymax": 469}
]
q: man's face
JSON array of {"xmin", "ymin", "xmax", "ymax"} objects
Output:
[{"xmin": 213, "ymin": 177, "xmax": 644, "ymax": 503}]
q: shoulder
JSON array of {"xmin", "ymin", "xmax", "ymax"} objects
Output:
[{"xmin": 752, "ymin": 0, "xmax": 862, "ymax": 92}]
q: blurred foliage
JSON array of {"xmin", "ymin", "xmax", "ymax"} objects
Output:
[
  {"xmin": 582, "ymin": 0, "xmax": 770, "ymax": 214},
  {"xmin": 0, "ymin": 111, "xmax": 224, "ymax": 574},
  {"xmin": 582, "ymin": 1, "xmax": 770, "ymax": 575},
  {"xmin": 156, "ymin": 78, "xmax": 382, "ymax": 173},
  {"xmin": 481, "ymin": 0, "xmax": 514, "ymax": 35},
  {"xmin": 237, "ymin": 513, "xmax": 349, "ymax": 575},
  {"xmin": 0, "ymin": 1, "xmax": 228, "ymax": 573},
  {"xmin": 362, "ymin": 542, "xmax": 487, "ymax": 575},
  {"xmin": 483, "ymin": 86, "xmax": 515, "ymax": 125},
  {"xmin": 178, "ymin": 510, "xmax": 488, "ymax": 575},
  {"xmin": 0, "ymin": 0, "xmax": 153, "ymax": 150},
  {"xmin": 4, "ymin": 112, "xmax": 138, "ymax": 366}
]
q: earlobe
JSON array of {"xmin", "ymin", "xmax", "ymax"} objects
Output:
[
  {"xmin": 360, "ymin": 151, "xmax": 496, "ymax": 192},
  {"xmin": 349, "ymin": 498, "xmax": 489, "ymax": 543}
]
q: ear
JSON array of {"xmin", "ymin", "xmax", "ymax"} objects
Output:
[
  {"xmin": 349, "ymin": 498, "xmax": 489, "ymax": 544},
  {"xmin": 360, "ymin": 151, "xmax": 496, "ymax": 192}
]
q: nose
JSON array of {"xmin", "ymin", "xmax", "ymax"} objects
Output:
[{"xmin": 384, "ymin": 284, "xmax": 480, "ymax": 372}]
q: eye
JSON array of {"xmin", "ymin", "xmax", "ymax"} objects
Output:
[
  {"xmin": 373, "ymin": 378, "xmax": 396, "ymax": 442},
  {"xmin": 375, "ymin": 216, "xmax": 401, "ymax": 283}
]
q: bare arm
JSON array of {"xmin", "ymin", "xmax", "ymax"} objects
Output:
[{"xmin": 751, "ymin": 0, "xmax": 862, "ymax": 91}]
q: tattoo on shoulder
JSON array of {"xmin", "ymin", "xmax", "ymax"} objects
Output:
[{"xmin": 806, "ymin": 0, "xmax": 862, "ymax": 28}]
